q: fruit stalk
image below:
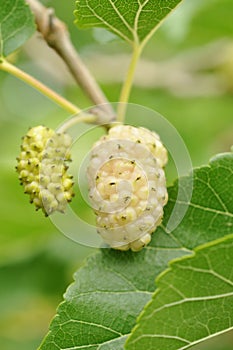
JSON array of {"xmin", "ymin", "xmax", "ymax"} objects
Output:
[{"xmin": 0, "ymin": 59, "xmax": 81, "ymax": 114}]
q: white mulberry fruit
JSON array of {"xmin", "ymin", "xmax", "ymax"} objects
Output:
[
  {"xmin": 16, "ymin": 126, "xmax": 74, "ymax": 215},
  {"xmin": 87, "ymin": 124, "xmax": 168, "ymax": 251}
]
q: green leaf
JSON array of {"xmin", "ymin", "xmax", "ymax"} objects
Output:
[
  {"xmin": 156, "ymin": 152, "xmax": 233, "ymax": 249},
  {"xmin": 39, "ymin": 152, "xmax": 233, "ymax": 350},
  {"xmin": 126, "ymin": 234, "xmax": 233, "ymax": 350},
  {"xmin": 39, "ymin": 245, "xmax": 188, "ymax": 350},
  {"xmin": 0, "ymin": 0, "xmax": 35, "ymax": 57},
  {"xmin": 74, "ymin": 0, "xmax": 184, "ymax": 47}
]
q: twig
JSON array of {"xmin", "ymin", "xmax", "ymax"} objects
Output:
[{"xmin": 26, "ymin": 0, "xmax": 114, "ymax": 119}]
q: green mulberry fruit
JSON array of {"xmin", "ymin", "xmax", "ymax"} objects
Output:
[{"xmin": 16, "ymin": 126, "xmax": 74, "ymax": 216}]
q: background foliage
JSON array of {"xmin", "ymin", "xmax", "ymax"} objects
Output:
[{"xmin": 0, "ymin": 0, "xmax": 233, "ymax": 349}]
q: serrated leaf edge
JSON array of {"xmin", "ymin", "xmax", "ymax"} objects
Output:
[
  {"xmin": 125, "ymin": 233, "xmax": 233, "ymax": 350},
  {"xmin": 74, "ymin": 0, "xmax": 184, "ymax": 49},
  {"xmin": 140, "ymin": 0, "xmax": 184, "ymax": 50}
]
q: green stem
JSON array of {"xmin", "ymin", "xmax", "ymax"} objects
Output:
[
  {"xmin": 117, "ymin": 45, "xmax": 142, "ymax": 123},
  {"xmin": 0, "ymin": 59, "xmax": 81, "ymax": 115},
  {"xmin": 57, "ymin": 114, "xmax": 97, "ymax": 133}
]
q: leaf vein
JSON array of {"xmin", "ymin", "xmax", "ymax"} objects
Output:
[
  {"xmin": 103, "ymin": 264, "xmax": 139, "ymax": 290},
  {"xmin": 1, "ymin": 0, "xmax": 18, "ymax": 25},
  {"xmin": 85, "ymin": 1, "xmax": 132, "ymax": 44},
  {"xmin": 176, "ymin": 264, "xmax": 233, "ymax": 287},
  {"xmin": 170, "ymin": 199, "xmax": 233, "ymax": 217},
  {"xmin": 61, "ymin": 344, "xmax": 99, "ymax": 350},
  {"xmin": 108, "ymin": 0, "xmax": 134, "ymax": 35},
  {"xmin": 60, "ymin": 319, "xmax": 123, "ymax": 337},
  {"xmin": 130, "ymin": 333, "xmax": 191, "ymax": 345},
  {"xmin": 197, "ymin": 177, "xmax": 229, "ymax": 212},
  {"xmin": 69, "ymin": 290, "xmax": 153, "ymax": 299},
  {"xmin": 147, "ymin": 292, "xmax": 233, "ymax": 320}
]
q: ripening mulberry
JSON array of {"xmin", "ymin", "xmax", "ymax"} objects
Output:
[
  {"xmin": 16, "ymin": 126, "xmax": 74, "ymax": 215},
  {"xmin": 87, "ymin": 124, "xmax": 168, "ymax": 251}
]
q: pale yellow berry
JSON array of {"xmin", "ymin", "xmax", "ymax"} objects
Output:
[
  {"xmin": 87, "ymin": 124, "xmax": 168, "ymax": 251},
  {"xmin": 16, "ymin": 126, "xmax": 74, "ymax": 216}
]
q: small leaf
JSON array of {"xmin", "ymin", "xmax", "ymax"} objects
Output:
[
  {"xmin": 0, "ymin": 0, "xmax": 35, "ymax": 58},
  {"xmin": 126, "ymin": 234, "xmax": 233, "ymax": 350},
  {"xmin": 74, "ymin": 0, "xmax": 184, "ymax": 47},
  {"xmin": 39, "ymin": 152, "xmax": 233, "ymax": 350}
]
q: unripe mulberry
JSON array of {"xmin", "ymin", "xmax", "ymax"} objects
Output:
[
  {"xmin": 87, "ymin": 124, "xmax": 168, "ymax": 251},
  {"xmin": 16, "ymin": 126, "xmax": 74, "ymax": 215}
]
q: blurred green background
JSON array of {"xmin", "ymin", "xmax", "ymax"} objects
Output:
[{"xmin": 0, "ymin": 0, "xmax": 233, "ymax": 349}]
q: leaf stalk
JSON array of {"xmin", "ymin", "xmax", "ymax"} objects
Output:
[{"xmin": 117, "ymin": 45, "xmax": 142, "ymax": 123}]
